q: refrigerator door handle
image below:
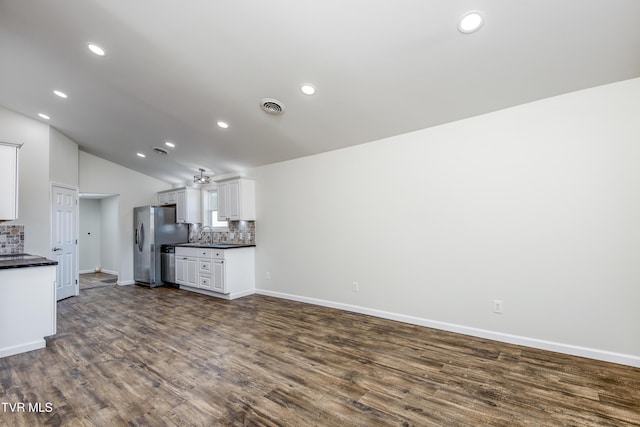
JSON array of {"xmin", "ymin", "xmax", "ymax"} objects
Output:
[{"xmin": 136, "ymin": 222, "xmax": 145, "ymax": 252}]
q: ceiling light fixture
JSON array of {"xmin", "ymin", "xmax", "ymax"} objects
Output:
[
  {"xmin": 53, "ymin": 90, "xmax": 68, "ymax": 99},
  {"xmin": 301, "ymin": 84, "xmax": 316, "ymax": 95},
  {"xmin": 194, "ymin": 168, "xmax": 211, "ymax": 184},
  {"xmin": 136, "ymin": 152, "xmax": 146, "ymax": 158},
  {"xmin": 217, "ymin": 121, "xmax": 229, "ymax": 129},
  {"xmin": 458, "ymin": 11, "xmax": 484, "ymax": 34},
  {"xmin": 87, "ymin": 43, "xmax": 106, "ymax": 56},
  {"xmin": 165, "ymin": 141, "xmax": 175, "ymax": 148},
  {"xmin": 38, "ymin": 113, "xmax": 50, "ymax": 120}
]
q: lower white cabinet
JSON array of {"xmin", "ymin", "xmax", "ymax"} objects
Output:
[
  {"xmin": 212, "ymin": 260, "xmax": 225, "ymax": 293},
  {"xmin": 175, "ymin": 246, "xmax": 254, "ymax": 300},
  {"xmin": 0, "ymin": 265, "xmax": 56, "ymax": 358}
]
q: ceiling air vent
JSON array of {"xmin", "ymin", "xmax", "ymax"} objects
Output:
[
  {"xmin": 260, "ymin": 98, "xmax": 285, "ymax": 115},
  {"xmin": 152, "ymin": 147, "xmax": 169, "ymax": 155}
]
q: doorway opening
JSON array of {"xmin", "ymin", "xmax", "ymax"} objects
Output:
[
  {"xmin": 79, "ymin": 193, "xmax": 120, "ymax": 284},
  {"xmin": 79, "ymin": 272, "xmax": 117, "ymax": 290}
]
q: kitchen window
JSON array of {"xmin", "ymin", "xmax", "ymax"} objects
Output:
[{"xmin": 207, "ymin": 190, "xmax": 229, "ymax": 230}]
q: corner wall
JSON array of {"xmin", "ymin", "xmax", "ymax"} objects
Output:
[
  {"xmin": 78, "ymin": 151, "xmax": 171, "ymax": 284},
  {"xmin": 0, "ymin": 106, "xmax": 50, "ymax": 257},
  {"xmin": 254, "ymin": 78, "xmax": 640, "ymax": 366},
  {"xmin": 79, "ymin": 198, "xmax": 101, "ymax": 272}
]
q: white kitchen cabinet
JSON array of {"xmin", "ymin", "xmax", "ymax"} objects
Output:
[
  {"xmin": 185, "ymin": 257, "xmax": 198, "ymax": 288},
  {"xmin": 198, "ymin": 258, "xmax": 213, "ymax": 290},
  {"xmin": 158, "ymin": 191, "xmax": 176, "ymax": 206},
  {"xmin": 175, "ymin": 246, "xmax": 254, "ymax": 300},
  {"xmin": 212, "ymin": 260, "xmax": 225, "ymax": 293},
  {"xmin": 1, "ymin": 265, "xmax": 56, "ymax": 358},
  {"xmin": 175, "ymin": 251, "xmax": 199, "ymax": 288},
  {"xmin": 215, "ymin": 178, "xmax": 255, "ymax": 221},
  {"xmin": 0, "ymin": 141, "xmax": 21, "ymax": 221},
  {"xmin": 175, "ymin": 256, "xmax": 185, "ymax": 284},
  {"xmin": 158, "ymin": 187, "xmax": 201, "ymax": 223}
]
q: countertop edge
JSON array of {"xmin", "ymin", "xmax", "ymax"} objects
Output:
[
  {"xmin": 174, "ymin": 243, "xmax": 256, "ymax": 249},
  {"xmin": 0, "ymin": 254, "xmax": 58, "ymax": 270}
]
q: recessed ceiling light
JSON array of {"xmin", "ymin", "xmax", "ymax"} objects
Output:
[
  {"xmin": 87, "ymin": 43, "xmax": 106, "ymax": 56},
  {"xmin": 458, "ymin": 11, "xmax": 484, "ymax": 34},
  {"xmin": 301, "ymin": 84, "xmax": 316, "ymax": 95},
  {"xmin": 38, "ymin": 113, "xmax": 50, "ymax": 120},
  {"xmin": 53, "ymin": 90, "xmax": 68, "ymax": 99},
  {"xmin": 165, "ymin": 141, "xmax": 175, "ymax": 148},
  {"xmin": 217, "ymin": 121, "xmax": 229, "ymax": 129},
  {"xmin": 136, "ymin": 152, "xmax": 146, "ymax": 158}
]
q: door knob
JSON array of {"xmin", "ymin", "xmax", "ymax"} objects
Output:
[{"xmin": 52, "ymin": 247, "xmax": 62, "ymax": 251}]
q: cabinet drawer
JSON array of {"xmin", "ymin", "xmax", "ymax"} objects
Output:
[
  {"xmin": 199, "ymin": 275, "xmax": 212, "ymax": 289},
  {"xmin": 212, "ymin": 250, "xmax": 224, "ymax": 259},
  {"xmin": 199, "ymin": 260, "xmax": 211, "ymax": 273},
  {"xmin": 176, "ymin": 247, "xmax": 209, "ymax": 258}
]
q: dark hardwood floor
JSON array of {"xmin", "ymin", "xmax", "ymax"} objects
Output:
[
  {"xmin": 79, "ymin": 272, "xmax": 118, "ymax": 290},
  {"xmin": 1, "ymin": 284, "xmax": 639, "ymax": 426}
]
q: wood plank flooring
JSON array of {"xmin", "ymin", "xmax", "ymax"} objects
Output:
[
  {"xmin": 78, "ymin": 272, "xmax": 118, "ymax": 290},
  {"xmin": 1, "ymin": 284, "xmax": 639, "ymax": 426}
]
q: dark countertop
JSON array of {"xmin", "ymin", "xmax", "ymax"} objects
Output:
[
  {"xmin": 175, "ymin": 243, "xmax": 256, "ymax": 249},
  {"xmin": 0, "ymin": 253, "xmax": 58, "ymax": 269}
]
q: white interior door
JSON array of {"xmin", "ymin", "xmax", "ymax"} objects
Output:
[{"xmin": 51, "ymin": 185, "xmax": 78, "ymax": 301}]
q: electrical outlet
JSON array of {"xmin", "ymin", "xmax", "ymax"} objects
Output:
[
  {"xmin": 493, "ymin": 299, "xmax": 503, "ymax": 314},
  {"xmin": 266, "ymin": 272, "xmax": 271, "ymax": 280},
  {"xmin": 352, "ymin": 282, "xmax": 359, "ymax": 292}
]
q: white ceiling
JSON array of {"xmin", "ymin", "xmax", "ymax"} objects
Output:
[{"xmin": 1, "ymin": 1, "xmax": 639, "ymax": 184}]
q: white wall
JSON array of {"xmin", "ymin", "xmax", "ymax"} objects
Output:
[
  {"xmin": 0, "ymin": 106, "xmax": 51, "ymax": 257},
  {"xmin": 79, "ymin": 198, "xmax": 101, "ymax": 272},
  {"xmin": 100, "ymin": 196, "xmax": 119, "ymax": 274},
  {"xmin": 78, "ymin": 151, "xmax": 171, "ymax": 284},
  {"xmin": 254, "ymin": 78, "xmax": 640, "ymax": 366},
  {"xmin": 49, "ymin": 127, "xmax": 78, "ymax": 188},
  {"xmin": 0, "ymin": 107, "xmax": 80, "ymax": 258}
]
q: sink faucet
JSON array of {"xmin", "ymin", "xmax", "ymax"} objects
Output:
[{"xmin": 199, "ymin": 226, "xmax": 213, "ymax": 243}]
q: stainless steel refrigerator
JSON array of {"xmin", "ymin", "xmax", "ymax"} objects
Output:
[{"xmin": 134, "ymin": 206, "xmax": 189, "ymax": 287}]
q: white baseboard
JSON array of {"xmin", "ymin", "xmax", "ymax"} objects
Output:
[
  {"xmin": 117, "ymin": 280, "xmax": 135, "ymax": 286},
  {"xmin": 0, "ymin": 339, "xmax": 46, "ymax": 358},
  {"xmin": 180, "ymin": 285, "xmax": 255, "ymax": 300},
  {"xmin": 256, "ymin": 289, "xmax": 640, "ymax": 368},
  {"xmin": 79, "ymin": 269, "xmax": 118, "ymax": 275}
]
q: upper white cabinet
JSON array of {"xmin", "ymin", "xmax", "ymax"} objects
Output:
[
  {"xmin": 158, "ymin": 187, "xmax": 201, "ymax": 223},
  {"xmin": 158, "ymin": 191, "xmax": 176, "ymax": 206},
  {"xmin": 0, "ymin": 141, "xmax": 21, "ymax": 221},
  {"xmin": 215, "ymin": 178, "xmax": 255, "ymax": 221}
]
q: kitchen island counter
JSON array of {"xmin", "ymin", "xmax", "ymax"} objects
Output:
[
  {"xmin": 0, "ymin": 256, "xmax": 57, "ymax": 358},
  {"xmin": 0, "ymin": 253, "xmax": 58, "ymax": 269}
]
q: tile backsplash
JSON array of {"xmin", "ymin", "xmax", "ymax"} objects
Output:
[
  {"xmin": 190, "ymin": 221, "xmax": 256, "ymax": 245},
  {"xmin": 0, "ymin": 225, "xmax": 24, "ymax": 254}
]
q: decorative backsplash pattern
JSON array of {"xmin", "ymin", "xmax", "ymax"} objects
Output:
[
  {"xmin": 190, "ymin": 221, "xmax": 256, "ymax": 245},
  {"xmin": 0, "ymin": 225, "xmax": 25, "ymax": 254}
]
